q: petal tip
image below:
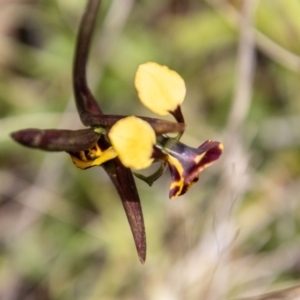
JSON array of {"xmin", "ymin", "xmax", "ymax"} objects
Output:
[{"xmin": 10, "ymin": 129, "xmax": 40, "ymax": 147}]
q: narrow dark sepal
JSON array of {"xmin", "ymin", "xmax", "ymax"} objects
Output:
[
  {"xmin": 74, "ymin": 0, "xmax": 146, "ymax": 262},
  {"xmin": 146, "ymin": 117, "xmax": 185, "ymax": 135},
  {"xmin": 81, "ymin": 114, "xmax": 185, "ymax": 134},
  {"xmin": 11, "ymin": 128, "xmax": 100, "ymax": 152},
  {"xmin": 73, "ymin": 0, "xmax": 103, "ymax": 125},
  {"xmin": 103, "ymin": 154, "xmax": 146, "ymax": 263}
]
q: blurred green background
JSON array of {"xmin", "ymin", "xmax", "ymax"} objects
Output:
[{"xmin": 1, "ymin": 0, "xmax": 300, "ymax": 299}]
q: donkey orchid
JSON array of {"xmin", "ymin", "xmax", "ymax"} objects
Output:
[{"xmin": 11, "ymin": 0, "xmax": 222, "ymax": 263}]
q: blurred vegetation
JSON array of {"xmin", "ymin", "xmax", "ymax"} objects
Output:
[{"xmin": 1, "ymin": 0, "xmax": 300, "ymax": 299}]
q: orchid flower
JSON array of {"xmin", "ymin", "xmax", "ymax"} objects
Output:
[{"xmin": 11, "ymin": 0, "xmax": 222, "ymax": 263}]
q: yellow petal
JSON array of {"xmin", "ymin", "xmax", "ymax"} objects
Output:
[
  {"xmin": 135, "ymin": 62, "xmax": 186, "ymax": 116},
  {"xmin": 108, "ymin": 116, "xmax": 156, "ymax": 170}
]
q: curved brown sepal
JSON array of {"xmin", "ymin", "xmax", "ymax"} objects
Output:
[{"xmin": 73, "ymin": 0, "xmax": 103, "ymax": 123}]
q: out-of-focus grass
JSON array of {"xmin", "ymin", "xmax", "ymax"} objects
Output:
[{"xmin": 1, "ymin": 0, "xmax": 300, "ymax": 299}]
